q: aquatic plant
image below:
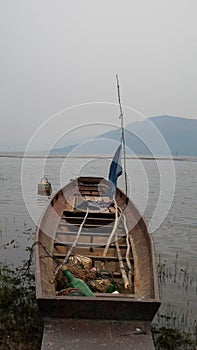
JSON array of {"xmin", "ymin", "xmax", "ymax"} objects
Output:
[
  {"xmin": 155, "ymin": 254, "xmax": 197, "ymax": 336},
  {"xmin": 152, "ymin": 326, "xmax": 196, "ymax": 350},
  {"xmin": 0, "ymin": 262, "xmax": 42, "ymax": 350},
  {"xmin": 152, "ymin": 254, "xmax": 197, "ymax": 349}
]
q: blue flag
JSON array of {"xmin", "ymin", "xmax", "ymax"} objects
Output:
[{"xmin": 108, "ymin": 144, "xmax": 122, "ymax": 193}]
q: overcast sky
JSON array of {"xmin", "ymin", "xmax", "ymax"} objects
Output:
[{"xmin": 0, "ymin": 0, "xmax": 197, "ymax": 151}]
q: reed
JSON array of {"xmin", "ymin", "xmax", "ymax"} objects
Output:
[{"xmin": 152, "ymin": 253, "xmax": 197, "ymax": 349}]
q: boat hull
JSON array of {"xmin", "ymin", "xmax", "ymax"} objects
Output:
[{"xmin": 35, "ymin": 176, "xmax": 160, "ymax": 322}]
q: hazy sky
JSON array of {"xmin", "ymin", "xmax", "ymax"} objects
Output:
[{"xmin": 0, "ymin": 0, "xmax": 197, "ymax": 151}]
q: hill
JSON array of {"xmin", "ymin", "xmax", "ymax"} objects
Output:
[{"xmin": 53, "ymin": 115, "xmax": 197, "ymax": 156}]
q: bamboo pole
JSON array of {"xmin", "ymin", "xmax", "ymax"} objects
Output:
[
  {"xmin": 115, "ymin": 198, "xmax": 129, "ymax": 289},
  {"xmin": 123, "ymin": 213, "xmax": 132, "ymax": 288},
  {"xmin": 114, "ymin": 198, "xmax": 129, "ymax": 289},
  {"xmin": 116, "ymin": 74, "xmax": 128, "ymax": 197}
]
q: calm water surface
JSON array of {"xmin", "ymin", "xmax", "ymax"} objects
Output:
[{"xmin": 0, "ymin": 154, "xmax": 196, "ymax": 329}]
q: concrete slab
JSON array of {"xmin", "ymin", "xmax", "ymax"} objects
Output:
[{"xmin": 41, "ymin": 318, "xmax": 155, "ymax": 350}]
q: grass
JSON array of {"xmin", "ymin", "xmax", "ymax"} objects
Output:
[
  {"xmin": 0, "ymin": 260, "xmax": 42, "ymax": 350},
  {"xmin": 0, "ymin": 249, "xmax": 196, "ymax": 350},
  {"xmin": 152, "ymin": 253, "xmax": 197, "ymax": 349},
  {"xmin": 152, "ymin": 326, "xmax": 196, "ymax": 350}
]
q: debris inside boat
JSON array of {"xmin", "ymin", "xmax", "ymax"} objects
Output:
[{"xmin": 54, "ymin": 254, "xmax": 127, "ymax": 296}]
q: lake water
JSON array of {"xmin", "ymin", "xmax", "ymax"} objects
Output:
[{"xmin": 0, "ymin": 154, "xmax": 196, "ymax": 331}]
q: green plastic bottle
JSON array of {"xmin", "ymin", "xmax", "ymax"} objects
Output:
[
  {"xmin": 106, "ymin": 282, "xmax": 116, "ymax": 293},
  {"xmin": 63, "ymin": 270, "xmax": 94, "ymax": 297}
]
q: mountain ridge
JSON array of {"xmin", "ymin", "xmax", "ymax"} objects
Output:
[{"xmin": 52, "ymin": 115, "xmax": 197, "ymax": 156}]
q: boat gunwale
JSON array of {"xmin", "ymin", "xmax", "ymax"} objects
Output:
[{"xmin": 37, "ymin": 295, "xmax": 161, "ymax": 303}]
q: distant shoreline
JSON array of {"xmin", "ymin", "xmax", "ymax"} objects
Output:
[{"xmin": 1, "ymin": 152, "xmax": 197, "ymax": 161}]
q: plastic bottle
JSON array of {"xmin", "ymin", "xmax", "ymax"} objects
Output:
[
  {"xmin": 106, "ymin": 282, "xmax": 116, "ymax": 293},
  {"xmin": 63, "ymin": 269, "xmax": 94, "ymax": 297}
]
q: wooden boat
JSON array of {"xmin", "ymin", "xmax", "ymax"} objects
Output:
[{"xmin": 35, "ymin": 176, "xmax": 160, "ymax": 322}]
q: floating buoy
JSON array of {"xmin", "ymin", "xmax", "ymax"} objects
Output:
[{"xmin": 38, "ymin": 176, "xmax": 52, "ymax": 196}]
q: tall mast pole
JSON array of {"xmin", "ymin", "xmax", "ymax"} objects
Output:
[{"xmin": 116, "ymin": 75, "xmax": 128, "ymax": 197}]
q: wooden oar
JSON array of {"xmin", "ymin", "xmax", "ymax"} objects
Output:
[
  {"xmin": 50, "ymin": 208, "xmax": 89, "ymax": 283},
  {"xmin": 102, "ymin": 197, "xmax": 121, "ymax": 258}
]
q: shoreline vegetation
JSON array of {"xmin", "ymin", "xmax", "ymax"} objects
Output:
[{"xmin": 0, "ymin": 249, "xmax": 196, "ymax": 350}]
